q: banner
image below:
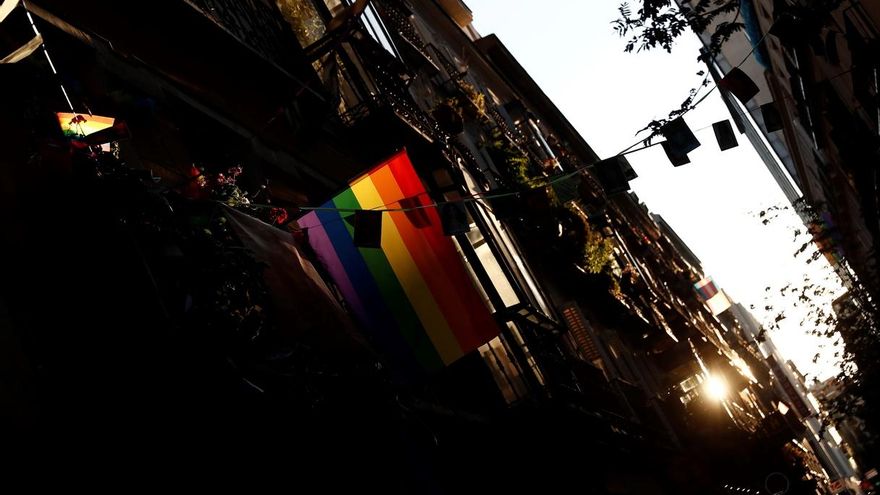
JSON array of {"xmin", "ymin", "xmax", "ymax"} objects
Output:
[
  {"xmin": 298, "ymin": 150, "xmax": 499, "ymax": 372},
  {"xmin": 706, "ymin": 289, "xmax": 732, "ymax": 316},
  {"xmin": 694, "ymin": 277, "xmax": 719, "ymax": 301},
  {"xmin": 222, "ymin": 205, "xmax": 369, "ymax": 359},
  {"xmin": 57, "ymin": 112, "xmax": 114, "ymax": 138}
]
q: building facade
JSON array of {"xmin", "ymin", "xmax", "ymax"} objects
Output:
[
  {"xmin": 679, "ymin": 0, "xmax": 880, "ymax": 302},
  {"xmin": 0, "ymin": 0, "xmax": 842, "ymax": 492}
]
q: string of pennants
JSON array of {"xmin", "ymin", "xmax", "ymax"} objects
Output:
[
  {"xmin": 293, "ymin": 106, "xmax": 743, "ymax": 247},
  {"xmin": 287, "ymin": 10, "xmax": 801, "ymax": 239},
  {"xmin": 4, "ymin": 1, "xmax": 797, "ymax": 247},
  {"xmin": 300, "ymin": 34, "xmax": 802, "ymax": 246}
]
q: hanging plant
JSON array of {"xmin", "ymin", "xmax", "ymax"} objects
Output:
[
  {"xmin": 456, "ymin": 81, "xmax": 487, "ymax": 121},
  {"xmin": 484, "ymin": 128, "xmax": 531, "ymax": 189},
  {"xmin": 431, "ymin": 100, "xmax": 464, "ymax": 135},
  {"xmin": 583, "ymin": 228, "xmax": 616, "ymax": 275},
  {"xmin": 183, "ymin": 164, "xmax": 290, "ymax": 227},
  {"xmin": 561, "ymin": 205, "xmax": 614, "ymax": 274},
  {"xmin": 433, "ymin": 80, "xmax": 489, "ymax": 128}
]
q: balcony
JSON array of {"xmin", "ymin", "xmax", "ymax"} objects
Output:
[
  {"xmin": 569, "ymin": 360, "xmax": 629, "ymax": 417},
  {"xmin": 313, "ymin": 32, "xmax": 446, "ymax": 151},
  {"xmin": 337, "ymin": 85, "xmax": 444, "ymax": 144},
  {"xmin": 754, "ymin": 410, "xmax": 801, "ymax": 448},
  {"xmin": 371, "ymin": 0, "xmax": 440, "ymax": 71},
  {"xmin": 186, "ymin": 0, "xmax": 300, "ymax": 70},
  {"xmin": 651, "ymin": 339, "xmax": 698, "ymax": 379}
]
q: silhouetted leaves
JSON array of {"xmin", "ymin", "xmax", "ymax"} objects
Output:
[
  {"xmin": 613, "ymin": 0, "xmax": 740, "ymax": 54},
  {"xmin": 756, "ymin": 197, "xmax": 880, "ymax": 457}
]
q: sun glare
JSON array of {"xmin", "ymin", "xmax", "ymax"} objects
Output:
[{"xmin": 704, "ymin": 374, "xmax": 728, "ymax": 401}]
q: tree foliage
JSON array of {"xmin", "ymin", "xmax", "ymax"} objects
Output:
[
  {"xmin": 485, "ymin": 128, "xmax": 532, "ymax": 188},
  {"xmin": 613, "ymin": 1, "xmax": 744, "ymax": 142},
  {"xmin": 613, "ymin": 0, "xmax": 742, "ymax": 55},
  {"xmin": 614, "ymin": 1, "xmax": 846, "ymax": 143},
  {"xmin": 757, "ymin": 201, "xmax": 880, "ymax": 466}
]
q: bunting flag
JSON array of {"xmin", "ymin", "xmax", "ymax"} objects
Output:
[
  {"xmin": 351, "ymin": 209, "xmax": 382, "ymax": 248},
  {"xmin": 661, "ymin": 140, "xmax": 691, "ymax": 166},
  {"xmin": 593, "ymin": 156, "xmax": 630, "ymax": 194},
  {"xmin": 760, "ymin": 102, "xmax": 783, "ymax": 132},
  {"xmin": 719, "ymin": 68, "xmax": 760, "ymax": 104},
  {"xmin": 769, "ymin": 8, "xmax": 818, "ymax": 47},
  {"xmin": 694, "ymin": 277, "xmax": 731, "ymax": 315},
  {"xmin": 620, "ymin": 159, "xmax": 639, "ymax": 181},
  {"xmin": 0, "ymin": 1, "xmax": 42, "ymax": 64},
  {"xmin": 712, "ymin": 120, "xmax": 739, "ymax": 151},
  {"xmin": 661, "ymin": 117, "xmax": 700, "ymax": 155},
  {"xmin": 298, "ymin": 150, "xmax": 499, "ymax": 372},
  {"xmin": 438, "ymin": 201, "xmax": 470, "ymax": 235}
]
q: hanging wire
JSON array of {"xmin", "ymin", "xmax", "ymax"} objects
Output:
[
  {"xmin": 281, "ymin": 16, "xmax": 790, "ymax": 223},
  {"xmin": 252, "ymin": 120, "xmax": 718, "ymax": 230},
  {"xmin": 21, "ymin": 1, "xmax": 76, "ymax": 113},
  {"xmin": 42, "ymin": 6, "xmax": 789, "ymax": 225},
  {"xmin": 615, "ymin": 11, "xmax": 777, "ymax": 157}
]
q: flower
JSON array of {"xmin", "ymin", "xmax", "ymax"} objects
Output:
[
  {"xmin": 183, "ymin": 164, "xmax": 208, "ymax": 200},
  {"xmin": 269, "ymin": 207, "xmax": 288, "ymax": 225}
]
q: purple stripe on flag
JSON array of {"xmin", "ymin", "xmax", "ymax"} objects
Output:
[{"xmin": 299, "ymin": 212, "xmax": 370, "ymax": 324}]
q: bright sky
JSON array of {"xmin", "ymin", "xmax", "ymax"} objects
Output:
[{"xmin": 468, "ymin": 0, "xmax": 843, "ymax": 380}]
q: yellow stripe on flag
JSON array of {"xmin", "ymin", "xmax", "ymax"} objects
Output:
[{"xmin": 350, "ymin": 175, "xmax": 463, "ymax": 364}]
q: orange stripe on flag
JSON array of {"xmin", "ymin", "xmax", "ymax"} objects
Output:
[
  {"xmin": 350, "ymin": 173, "xmax": 463, "ymax": 364},
  {"xmin": 386, "ymin": 151, "xmax": 499, "ymax": 351}
]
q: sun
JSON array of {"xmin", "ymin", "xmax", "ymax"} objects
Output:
[{"xmin": 704, "ymin": 374, "xmax": 728, "ymax": 401}]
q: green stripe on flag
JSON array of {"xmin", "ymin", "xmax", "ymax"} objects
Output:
[{"xmin": 332, "ymin": 188, "xmax": 443, "ymax": 371}]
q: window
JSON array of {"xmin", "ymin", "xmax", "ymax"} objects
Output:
[
  {"xmin": 276, "ymin": 0, "xmax": 326, "ymax": 47},
  {"xmin": 679, "ymin": 375, "xmax": 702, "ymax": 404},
  {"xmin": 361, "ymin": 2, "xmax": 400, "ymax": 57},
  {"xmin": 480, "ymin": 336, "xmax": 528, "ymax": 403}
]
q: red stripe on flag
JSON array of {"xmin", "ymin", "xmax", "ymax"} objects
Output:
[
  {"xmin": 386, "ymin": 151, "xmax": 499, "ymax": 352},
  {"xmin": 370, "ymin": 164, "xmax": 484, "ymax": 353}
]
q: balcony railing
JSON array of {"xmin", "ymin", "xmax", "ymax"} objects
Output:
[
  {"xmin": 333, "ymin": 40, "xmax": 447, "ymax": 142},
  {"xmin": 185, "ymin": 0, "xmax": 295, "ymax": 68},
  {"xmin": 428, "ymin": 43, "xmax": 467, "ymax": 81},
  {"xmin": 372, "ymin": 0, "xmax": 436, "ymax": 64},
  {"xmin": 337, "ymin": 88, "xmax": 444, "ymax": 142}
]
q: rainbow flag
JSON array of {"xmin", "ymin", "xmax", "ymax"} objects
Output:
[
  {"xmin": 298, "ymin": 150, "xmax": 499, "ymax": 372},
  {"xmin": 57, "ymin": 112, "xmax": 114, "ymax": 138},
  {"xmin": 694, "ymin": 277, "xmax": 719, "ymax": 301},
  {"xmin": 816, "ymin": 211, "xmax": 846, "ymax": 262}
]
